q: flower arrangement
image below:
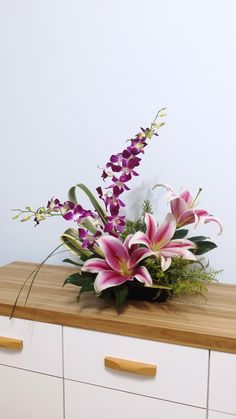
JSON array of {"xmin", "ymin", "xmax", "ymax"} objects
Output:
[{"xmin": 13, "ymin": 110, "xmax": 222, "ymax": 306}]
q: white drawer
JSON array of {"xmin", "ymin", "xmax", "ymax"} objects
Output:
[
  {"xmin": 209, "ymin": 351, "xmax": 236, "ymax": 415},
  {"xmin": 65, "ymin": 379, "xmax": 206, "ymax": 419},
  {"xmin": 209, "ymin": 412, "xmax": 236, "ymax": 419},
  {"xmin": 63, "ymin": 327, "xmax": 208, "ymax": 407},
  {"xmin": 0, "ymin": 316, "xmax": 62, "ymax": 376},
  {"xmin": 0, "ymin": 365, "xmax": 63, "ymax": 419}
]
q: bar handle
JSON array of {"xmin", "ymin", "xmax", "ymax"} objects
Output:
[
  {"xmin": 104, "ymin": 356, "xmax": 157, "ymax": 376},
  {"xmin": 0, "ymin": 336, "xmax": 23, "ymax": 351}
]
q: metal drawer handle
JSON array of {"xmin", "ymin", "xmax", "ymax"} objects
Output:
[
  {"xmin": 0, "ymin": 336, "xmax": 23, "ymax": 351},
  {"xmin": 104, "ymin": 356, "xmax": 157, "ymax": 376}
]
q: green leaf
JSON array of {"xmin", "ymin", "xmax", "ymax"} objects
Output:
[
  {"xmin": 194, "ymin": 241, "xmax": 217, "ymax": 255},
  {"xmin": 62, "ymin": 258, "xmax": 84, "ymax": 266},
  {"xmin": 188, "ymin": 236, "xmax": 209, "ymax": 243},
  {"xmin": 63, "ymin": 272, "xmax": 95, "ymax": 287},
  {"xmin": 99, "ymin": 288, "xmax": 114, "ymax": 299},
  {"xmin": 150, "ymin": 284, "xmax": 172, "ymax": 290},
  {"xmin": 76, "ymin": 284, "xmax": 95, "ymax": 303},
  {"xmin": 172, "ymin": 229, "xmax": 188, "ymax": 239},
  {"xmin": 61, "ymin": 228, "xmax": 91, "ymax": 259},
  {"xmin": 82, "ymin": 218, "xmax": 97, "ymax": 233},
  {"xmin": 114, "ymin": 285, "xmax": 129, "ymax": 307},
  {"xmin": 68, "ymin": 183, "xmax": 107, "ymax": 225}
]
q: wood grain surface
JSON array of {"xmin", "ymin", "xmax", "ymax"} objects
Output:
[{"xmin": 0, "ymin": 261, "xmax": 236, "ymax": 353}]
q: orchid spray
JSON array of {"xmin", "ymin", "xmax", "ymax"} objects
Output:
[{"xmin": 13, "ymin": 109, "xmax": 222, "ymax": 306}]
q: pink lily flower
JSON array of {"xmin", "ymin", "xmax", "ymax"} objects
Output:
[
  {"xmin": 82, "ymin": 235, "xmax": 154, "ymax": 293},
  {"xmin": 129, "ymin": 213, "xmax": 196, "ymax": 271},
  {"xmin": 154, "ymin": 184, "xmax": 223, "ymax": 234}
]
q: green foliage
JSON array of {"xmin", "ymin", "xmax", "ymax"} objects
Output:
[
  {"xmin": 120, "ymin": 218, "xmax": 146, "ymax": 240},
  {"xmin": 121, "ymin": 199, "xmax": 153, "ymax": 240},
  {"xmin": 62, "ymin": 198, "xmax": 221, "ymax": 306},
  {"xmin": 172, "ymin": 229, "xmax": 189, "ymax": 239},
  {"xmin": 63, "ymin": 272, "xmax": 96, "ymax": 303},
  {"xmin": 68, "ymin": 183, "xmax": 107, "ymax": 225},
  {"xmin": 188, "ymin": 235, "xmax": 217, "ymax": 255},
  {"xmin": 113, "ymin": 285, "xmax": 129, "ymax": 307},
  {"xmin": 60, "ymin": 228, "xmax": 91, "ymax": 260},
  {"xmin": 142, "ymin": 200, "xmax": 154, "ymax": 216},
  {"xmin": 144, "ymin": 256, "xmax": 221, "ymax": 297},
  {"xmin": 62, "ymin": 258, "xmax": 84, "ymax": 266}
]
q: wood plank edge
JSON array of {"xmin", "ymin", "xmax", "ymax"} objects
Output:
[{"xmin": 1, "ymin": 303, "xmax": 236, "ymax": 354}]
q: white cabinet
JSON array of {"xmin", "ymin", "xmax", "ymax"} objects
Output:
[
  {"xmin": 65, "ymin": 379, "xmax": 206, "ymax": 419},
  {"xmin": 0, "ymin": 316, "xmax": 63, "ymax": 376},
  {"xmin": 1, "ymin": 315, "xmax": 236, "ymax": 419},
  {"xmin": 208, "ymin": 412, "xmax": 236, "ymax": 419},
  {"xmin": 209, "ymin": 351, "xmax": 236, "ymax": 415},
  {"xmin": 0, "ymin": 316, "xmax": 63, "ymax": 419},
  {"xmin": 64, "ymin": 327, "xmax": 208, "ymax": 408},
  {"xmin": 0, "ymin": 364, "xmax": 63, "ymax": 419}
]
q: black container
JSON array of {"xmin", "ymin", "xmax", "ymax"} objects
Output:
[{"xmin": 126, "ymin": 283, "xmax": 172, "ymax": 302}]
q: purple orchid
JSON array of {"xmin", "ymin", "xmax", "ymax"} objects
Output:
[
  {"xmin": 78, "ymin": 228, "xmax": 102, "ymax": 248},
  {"xmin": 106, "ymin": 176, "xmax": 130, "ymax": 193},
  {"xmin": 63, "ymin": 204, "xmax": 94, "ymax": 223},
  {"xmin": 103, "ymin": 215, "xmax": 126, "ymax": 234},
  {"xmin": 82, "ymin": 235, "xmax": 154, "ymax": 292},
  {"xmin": 96, "ymin": 121, "xmax": 163, "ymax": 235},
  {"xmin": 129, "ymin": 213, "xmax": 196, "ymax": 271}
]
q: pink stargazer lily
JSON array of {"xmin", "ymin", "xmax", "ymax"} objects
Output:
[
  {"xmin": 129, "ymin": 213, "xmax": 196, "ymax": 271},
  {"xmin": 82, "ymin": 235, "xmax": 154, "ymax": 292},
  {"xmin": 154, "ymin": 184, "xmax": 223, "ymax": 234}
]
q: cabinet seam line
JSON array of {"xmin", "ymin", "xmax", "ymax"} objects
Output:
[
  {"xmin": 0, "ymin": 362, "xmax": 62, "ymax": 378},
  {"xmin": 206, "ymin": 349, "xmax": 211, "ymax": 419},
  {"xmin": 62, "ymin": 326, "xmax": 66, "ymax": 419},
  {"xmin": 64, "ymin": 377, "xmax": 206, "ymax": 411}
]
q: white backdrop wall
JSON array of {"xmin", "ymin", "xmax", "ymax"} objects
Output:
[{"xmin": 0, "ymin": 0, "xmax": 235, "ymax": 283}]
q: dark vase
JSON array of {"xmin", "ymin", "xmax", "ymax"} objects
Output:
[
  {"xmin": 126, "ymin": 283, "xmax": 172, "ymax": 303},
  {"xmin": 99, "ymin": 281, "xmax": 172, "ymax": 304}
]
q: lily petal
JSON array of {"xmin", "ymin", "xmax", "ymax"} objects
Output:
[
  {"xmin": 123, "ymin": 234, "xmax": 139, "ymax": 253},
  {"xmin": 98, "ymin": 236, "xmax": 129, "ymax": 271},
  {"xmin": 145, "ymin": 213, "xmax": 159, "ymax": 245},
  {"xmin": 160, "ymin": 247, "xmax": 196, "ymax": 259},
  {"xmin": 158, "ymin": 239, "xmax": 196, "ymax": 261},
  {"xmin": 94, "ymin": 270, "xmax": 131, "ymax": 292},
  {"xmin": 160, "ymin": 256, "xmax": 172, "ymax": 271},
  {"xmin": 170, "ymin": 198, "xmax": 189, "ymax": 221},
  {"xmin": 129, "ymin": 248, "xmax": 155, "ymax": 268},
  {"xmin": 179, "ymin": 189, "xmax": 193, "ymax": 206},
  {"xmin": 165, "ymin": 239, "xmax": 196, "ymax": 250},
  {"xmin": 133, "ymin": 266, "xmax": 153, "ymax": 286},
  {"xmin": 154, "ymin": 213, "xmax": 176, "ymax": 248},
  {"xmin": 181, "ymin": 250, "xmax": 197, "ymax": 261},
  {"xmin": 177, "ymin": 209, "xmax": 196, "ymax": 227},
  {"xmin": 82, "ymin": 258, "xmax": 110, "ymax": 273},
  {"xmin": 153, "ymin": 183, "xmax": 176, "ymax": 202},
  {"xmin": 129, "ymin": 231, "xmax": 151, "ymax": 249},
  {"xmin": 204, "ymin": 215, "xmax": 223, "ymax": 235},
  {"xmin": 195, "ymin": 210, "xmax": 223, "ymax": 235}
]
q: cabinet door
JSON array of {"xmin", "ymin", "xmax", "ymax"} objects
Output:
[
  {"xmin": 209, "ymin": 351, "xmax": 236, "ymax": 415},
  {"xmin": 0, "ymin": 365, "xmax": 63, "ymax": 419},
  {"xmin": 208, "ymin": 412, "xmax": 236, "ymax": 419},
  {"xmin": 0, "ymin": 316, "xmax": 62, "ymax": 376},
  {"xmin": 65, "ymin": 379, "xmax": 206, "ymax": 419},
  {"xmin": 64, "ymin": 327, "xmax": 208, "ymax": 408}
]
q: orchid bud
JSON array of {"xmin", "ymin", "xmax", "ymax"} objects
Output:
[{"xmin": 20, "ymin": 215, "xmax": 31, "ymax": 222}]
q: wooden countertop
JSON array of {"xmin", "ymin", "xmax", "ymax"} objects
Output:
[{"xmin": 0, "ymin": 261, "xmax": 236, "ymax": 353}]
